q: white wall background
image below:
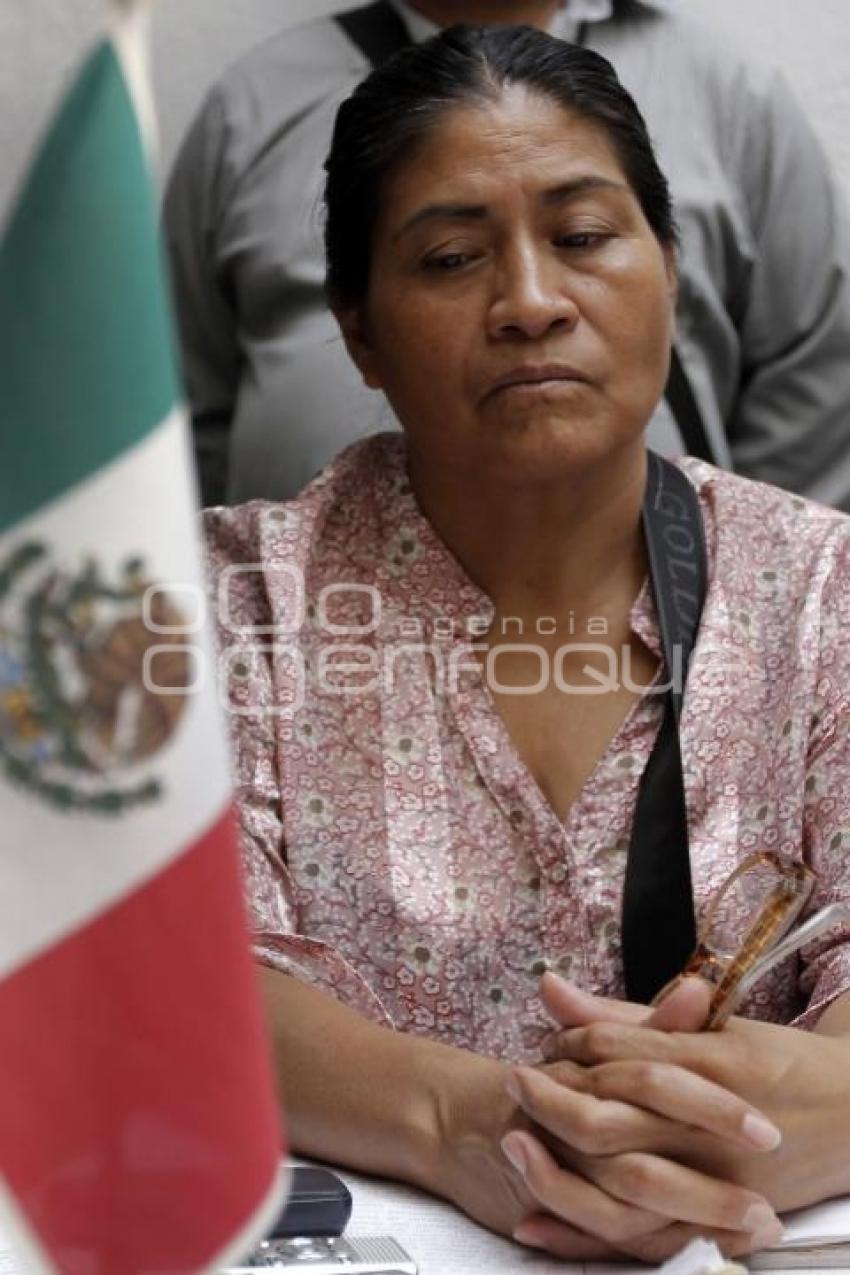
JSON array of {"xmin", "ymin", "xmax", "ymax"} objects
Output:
[{"xmin": 1, "ymin": 1, "xmax": 850, "ymax": 223}]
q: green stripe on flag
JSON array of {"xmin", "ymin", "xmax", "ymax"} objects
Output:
[{"xmin": 0, "ymin": 41, "xmax": 180, "ymax": 535}]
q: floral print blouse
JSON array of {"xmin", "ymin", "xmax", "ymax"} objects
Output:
[{"xmin": 204, "ymin": 435, "xmax": 850, "ymax": 1062}]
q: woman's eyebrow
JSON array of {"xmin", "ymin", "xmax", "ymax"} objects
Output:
[
  {"xmin": 394, "ymin": 175, "xmax": 627, "ymax": 241},
  {"xmin": 393, "ymin": 203, "xmax": 489, "ymax": 241},
  {"xmin": 542, "ymin": 175, "xmax": 627, "ymax": 205}
]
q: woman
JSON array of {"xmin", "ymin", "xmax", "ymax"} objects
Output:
[{"xmin": 205, "ymin": 26, "xmax": 850, "ymax": 1262}]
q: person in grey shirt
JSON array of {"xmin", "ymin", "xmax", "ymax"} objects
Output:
[{"xmin": 164, "ymin": 0, "xmax": 850, "ymax": 507}]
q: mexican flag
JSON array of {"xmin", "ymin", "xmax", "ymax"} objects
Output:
[{"xmin": 0, "ymin": 4, "xmax": 285, "ymax": 1272}]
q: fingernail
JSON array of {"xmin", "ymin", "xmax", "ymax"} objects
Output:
[
  {"xmin": 513, "ymin": 1224, "xmax": 544, "ymax": 1249},
  {"xmin": 741, "ymin": 1112, "xmax": 783, "ymax": 1150},
  {"xmin": 501, "ymin": 1133, "xmax": 527, "ymax": 1177},
  {"xmin": 742, "ymin": 1202, "xmax": 779, "ymax": 1234},
  {"xmin": 751, "ymin": 1219, "xmax": 785, "ymax": 1250}
]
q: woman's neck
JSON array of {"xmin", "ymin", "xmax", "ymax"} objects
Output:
[
  {"xmin": 408, "ymin": 442, "xmax": 649, "ymax": 628},
  {"xmin": 406, "ymin": 1, "xmax": 562, "ymax": 31}
]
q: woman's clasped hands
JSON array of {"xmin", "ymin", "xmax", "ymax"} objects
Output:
[
  {"xmin": 434, "ymin": 974, "xmax": 782, "ymax": 1262},
  {"xmin": 482, "ymin": 972, "xmax": 850, "ymax": 1263}
]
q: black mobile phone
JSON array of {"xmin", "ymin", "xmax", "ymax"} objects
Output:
[{"xmin": 267, "ymin": 1166, "xmax": 353, "ymax": 1239}]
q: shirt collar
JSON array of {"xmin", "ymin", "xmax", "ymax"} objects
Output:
[
  {"xmin": 388, "ymin": 1, "xmax": 614, "ymax": 44},
  {"xmin": 358, "ymin": 434, "xmax": 679, "ymax": 654},
  {"xmin": 369, "ymin": 436, "xmax": 495, "ymax": 635}
]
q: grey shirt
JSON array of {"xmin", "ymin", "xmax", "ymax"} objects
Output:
[{"xmin": 163, "ymin": 0, "xmax": 850, "ymax": 506}]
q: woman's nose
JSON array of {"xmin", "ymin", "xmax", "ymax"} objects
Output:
[{"xmin": 488, "ymin": 250, "xmax": 579, "ymax": 341}]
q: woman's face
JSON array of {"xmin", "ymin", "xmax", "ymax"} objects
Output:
[{"xmin": 339, "ymin": 85, "xmax": 677, "ymax": 488}]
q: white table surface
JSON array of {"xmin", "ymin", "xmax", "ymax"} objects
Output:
[
  {"xmin": 334, "ymin": 1161, "xmax": 850, "ymax": 1275},
  {"xmin": 0, "ymin": 1168, "xmax": 846, "ymax": 1274}
]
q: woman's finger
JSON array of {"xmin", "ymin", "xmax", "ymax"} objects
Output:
[
  {"xmin": 501, "ymin": 1129, "xmax": 670, "ymax": 1247},
  {"xmin": 579, "ymin": 1146, "xmax": 781, "ymax": 1236},
  {"xmin": 511, "ymin": 1060, "xmax": 781, "ymax": 1152},
  {"xmin": 540, "ymin": 970, "xmax": 714, "ymax": 1035},
  {"xmin": 646, "ymin": 976, "xmax": 714, "ymax": 1031},
  {"xmin": 548, "ymin": 1017, "xmax": 701, "ymax": 1069},
  {"xmin": 511, "ymin": 1213, "xmax": 625, "ymax": 1261},
  {"xmin": 540, "ymin": 971, "xmax": 646, "ymax": 1029},
  {"xmin": 624, "ymin": 1219, "xmax": 785, "ymax": 1264},
  {"xmin": 508, "ymin": 1064, "xmax": 671, "ymax": 1155},
  {"xmin": 516, "ymin": 1214, "xmax": 783, "ymax": 1264}
]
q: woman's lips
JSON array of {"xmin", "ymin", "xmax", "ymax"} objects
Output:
[{"xmin": 485, "ymin": 363, "xmax": 592, "ymax": 400}]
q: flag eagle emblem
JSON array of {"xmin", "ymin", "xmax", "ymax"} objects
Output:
[{"xmin": 0, "ymin": 541, "xmax": 192, "ymax": 812}]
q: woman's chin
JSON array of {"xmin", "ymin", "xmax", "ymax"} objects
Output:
[{"xmin": 477, "ymin": 414, "xmax": 643, "ymax": 484}]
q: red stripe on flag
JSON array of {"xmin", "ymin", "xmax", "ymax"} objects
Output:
[{"xmin": 0, "ymin": 807, "xmax": 284, "ymax": 1274}]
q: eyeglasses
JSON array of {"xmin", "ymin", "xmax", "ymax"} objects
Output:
[{"xmin": 653, "ymin": 851, "xmax": 850, "ymax": 1029}]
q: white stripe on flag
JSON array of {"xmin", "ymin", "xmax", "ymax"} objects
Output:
[{"xmin": 0, "ymin": 408, "xmax": 232, "ymax": 980}]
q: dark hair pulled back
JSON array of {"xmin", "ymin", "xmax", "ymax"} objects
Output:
[{"xmin": 323, "ymin": 23, "xmax": 677, "ymax": 310}]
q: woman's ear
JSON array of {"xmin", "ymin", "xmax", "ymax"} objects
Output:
[
  {"xmin": 663, "ymin": 244, "xmax": 679, "ymax": 306},
  {"xmin": 334, "ymin": 306, "xmax": 384, "ymax": 391}
]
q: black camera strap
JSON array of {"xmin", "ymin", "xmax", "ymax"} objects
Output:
[
  {"xmin": 622, "ymin": 450, "xmax": 707, "ymax": 1002},
  {"xmin": 665, "ymin": 348, "xmax": 714, "ymax": 463}
]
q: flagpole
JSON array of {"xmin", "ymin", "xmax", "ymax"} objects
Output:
[{"xmin": 106, "ymin": 0, "xmax": 159, "ymax": 165}]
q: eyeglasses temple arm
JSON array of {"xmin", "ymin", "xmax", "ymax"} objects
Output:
[{"xmin": 730, "ymin": 902, "xmax": 850, "ymax": 1010}]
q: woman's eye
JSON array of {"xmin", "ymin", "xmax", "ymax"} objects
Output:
[
  {"xmin": 555, "ymin": 232, "xmax": 606, "ymax": 250},
  {"xmin": 424, "ymin": 251, "xmax": 475, "ymax": 272}
]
